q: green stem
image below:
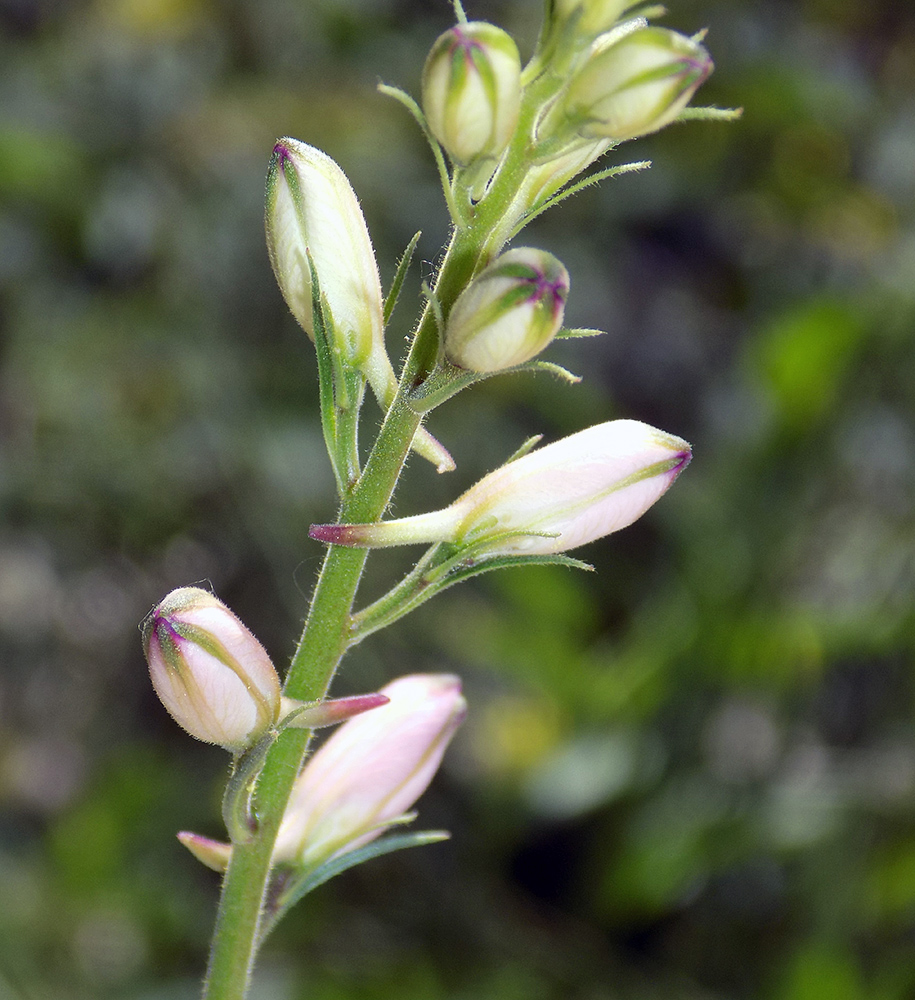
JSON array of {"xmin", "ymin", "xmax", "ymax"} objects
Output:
[{"xmin": 201, "ymin": 56, "xmax": 566, "ymax": 1000}]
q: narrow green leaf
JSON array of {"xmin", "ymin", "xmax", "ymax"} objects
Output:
[
  {"xmin": 556, "ymin": 327, "xmax": 607, "ymax": 339},
  {"xmin": 221, "ymin": 731, "xmax": 277, "ymax": 845},
  {"xmin": 384, "ymin": 230, "xmax": 422, "ymax": 325},
  {"xmin": 511, "ymin": 160, "xmax": 651, "ymax": 240},
  {"xmin": 522, "ymin": 360, "xmax": 582, "ymax": 383},
  {"xmin": 377, "ymin": 83, "xmax": 463, "ymax": 226},
  {"xmin": 677, "ymin": 106, "xmax": 743, "ymax": 122},
  {"xmin": 261, "ymin": 831, "xmax": 450, "ymax": 941}
]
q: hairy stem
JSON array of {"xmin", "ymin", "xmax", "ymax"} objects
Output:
[{"xmin": 201, "ymin": 61, "xmax": 559, "ymax": 999}]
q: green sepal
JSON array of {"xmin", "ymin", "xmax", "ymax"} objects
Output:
[
  {"xmin": 222, "ymin": 729, "xmax": 278, "ymax": 845},
  {"xmin": 510, "ymin": 160, "xmax": 651, "ymax": 241},
  {"xmin": 556, "ymin": 327, "xmax": 607, "ymax": 339},
  {"xmin": 307, "ymin": 250, "xmax": 364, "ymax": 493},
  {"xmin": 517, "ymin": 359, "xmax": 581, "ymax": 383},
  {"xmin": 505, "ymin": 434, "xmax": 543, "ymax": 463},
  {"xmin": 377, "ymin": 83, "xmax": 464, "ymax": 226},
  {"xmin": 676, "ymin": 105, "xmax": 744, "ymax": 122},
  {"xmin": 261, "ymin": 828, "xmax": 450, "ymax": 942},
  {"xmin": 421, "ymin": 281, "xmax": 446, "ymax": 346},
  {"xmin": 384, "ymin": 231, "xmax": 422, "ymax": 325},
  {"xmin": 628, "ymin": 4, "xmax": 668, "ymax": 19},
  {"xmin": 350, "ymin": 540, "xmax": 592, "ymax": 646}
]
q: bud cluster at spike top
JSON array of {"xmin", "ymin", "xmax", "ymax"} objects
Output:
[{"xmin": 142, "ymin": 587, "xmax": 281, "ymax": 752}]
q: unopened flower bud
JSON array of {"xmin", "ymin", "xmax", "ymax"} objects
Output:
[
  {"xmin": 265, "ymin": 138, "xmax": 454, "ymax": 474},
  {"xmin": 562, "ymin": 27, "xmax": 713, "ymax": 141},
  {"xmin": 311, "ymin": 420, "xmax": 691, "ymax": 556},
  {"xmin": 552, "ymin": 0, "xmax": 631, "ymax": 38},
  {"xmin": 444, "ymin": 248, "xmax": 569, "ymax": 373},
  {"xmin": 273, "ymin": 674, "xmax": 466, "ymax": 867},
  {"xmin": 265, "ymin": 138, "xmax": 385, "ymax": 368},
  {"xmin": 142, "ymin": 587, "xmax": 281, "ymax": 752},
  {"xmin": 422, "ymin": 22, "xmax": 521, "ymax": 167}
]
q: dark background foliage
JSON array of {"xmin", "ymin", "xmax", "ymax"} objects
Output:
[{"xmin": 1, "ymin": 0, "xmax": 914, "ymax": 996}]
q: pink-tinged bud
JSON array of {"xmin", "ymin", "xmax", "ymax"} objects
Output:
[
  {"xmin": 310, "ymin": 420, "xmax": 691, "ymax": 556},
  {"xmin": 562, "ymin": 27, "xmax": 713, "ymax": 141},
  {"xmin": 422, "ymin": 22, "xmax": 522, "ymax": 167},
  {"xmin": 141, "ymin": 587, "xmax": 281, "ymax": 752},
  {"xmin": 272, "ymin": 674, "xmax": 466, "ymax": 867},
  {"xmin": 444, "ymin": 248, "xmax": 569, "ymax": 372}
]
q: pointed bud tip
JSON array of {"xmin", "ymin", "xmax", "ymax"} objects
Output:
[
  {"xmin": 177, "ymin": 831, "xmax": 232, "ymax": 872},
  {"xmin": 270, "ymin": 139, "xmax": 298, "ymax": 174},
  {"xmin": 282, "ymin": 692, "xmax": 392, "ymax": 729},
  {"xmin": 673, "ymin": 448, "xmax": 692, "ymax": 473},
  {"xmin": 309, "ymin": 523, "xmax": 361, "ymax": 546}
]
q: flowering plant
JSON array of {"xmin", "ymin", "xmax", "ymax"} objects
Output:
[{"xmin": 141, "ymin": 2, "xmax": 736, "ymax": 996}]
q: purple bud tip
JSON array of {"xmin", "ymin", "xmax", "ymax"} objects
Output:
[
  {"xmin": 154, "ymin": 613, "xmax": 182, "ymax": 643},
  {"xmin": 309, "ymin": 523, "xmax": 365, "ymax": 546},
  {"xmin": 672, "ymin": 449, "xmax": 692, "ymax": 475},
  {"xmin": 515, "ymin": 266, "xmax": 568, "ymax": 316},
  {"xmin": 451, "ymin": 26, "xmax": 482, "ymax": 59},
  {"xmin": 273, "ymin": 141, "xmax": 293, "ymax": 166},
  {"xmin": 324, "ymin": 693, "xmax": 390, "ymax": 723}
]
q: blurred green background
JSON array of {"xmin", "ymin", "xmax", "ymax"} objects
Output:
[{"xmin": 2, "ymin": 0, "xmax": 914, "ymax": 997}]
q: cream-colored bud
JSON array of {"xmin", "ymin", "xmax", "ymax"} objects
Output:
[
  {"xmin": 265, "ymin": 138, "xmax": 384, "ymax": 368},
  {"xmin": 422, "ymin": 22, "xmax": 521, "ymax": 166},
  {"xmin": 142, "ymin": 587, "xmax": 281, "ymax": 752},
  {"xmin": 265, "ymin": 138, "xmax": 454, "ymax": 474},
  {"xmin": 563, "ymin": 27, "xmax": 713, "ymax": 141},
  {"xmin": 444, "ymin": 248, "xmax": 569, "ymax": 373}
]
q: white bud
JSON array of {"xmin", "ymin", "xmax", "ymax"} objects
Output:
[
  {"xmin": 444, "ymin": 248, "xmax": 569, "ymax": 372},
  {"xmin": 563, "ymin": 27, "xmax": 713, "ymax": 141},
  {"xmin": 265, "ymin": 138, "xmax": 390, "ymax": 372},
  {"xmin": 422, "ymin": 22, "xmax": 522, "ymax": 166},
  {"xmin": 265, "ymin": 138, "xmax": 454, "ymax": 474}
]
